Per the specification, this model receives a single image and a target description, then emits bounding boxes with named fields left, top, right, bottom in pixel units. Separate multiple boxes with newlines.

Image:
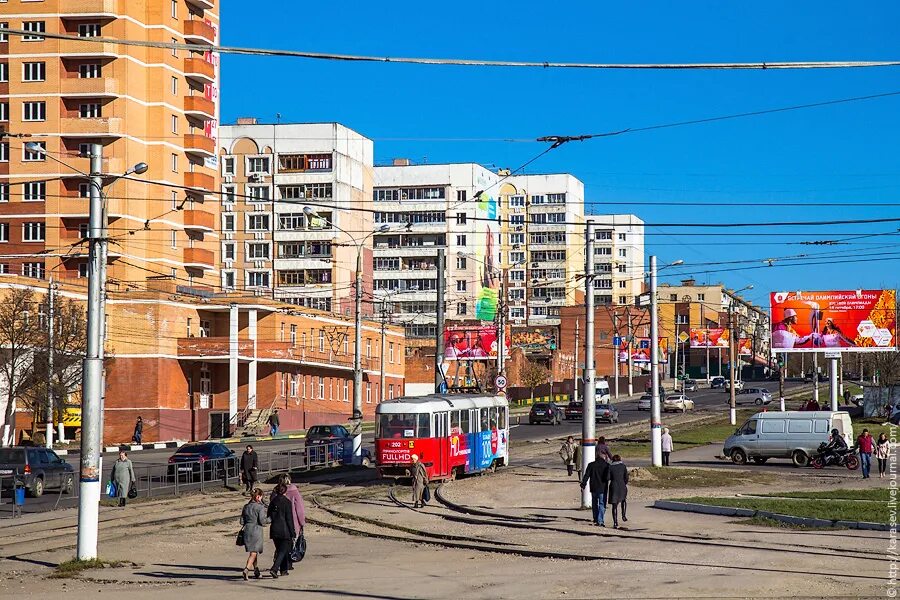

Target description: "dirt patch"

left=629, top=466, right=776, bottom=489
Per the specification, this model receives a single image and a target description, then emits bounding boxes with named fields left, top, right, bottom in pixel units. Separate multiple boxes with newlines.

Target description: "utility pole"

left=581, top=221, right=597, bottom=508
left=496, top=267, right=506, bottom=392
left=728, top=302, right=737, bottom=426
left=612, top=312, right=619, bottom=400
left=77, top=143, right=105, bottom=560
left=813, top=352, right=820, bottom=403
left=626, top=311, right=634, bottom=396
left=779, top=353, right=786, bottom=411
left=649, top=256, right=662, bottom=467
left=672, top=322, right=679, bottom=393
left=829, top=355, right=839, bottom=411
left=45, top=279, right=55, bottom=448
left=573, top=319, right=579, bottom=405
left=351, top=244, right=364, bottom=463
left=379, top=301, right=387, bottom=405
left=434, top=249, right=446, bottom=393
left=705, top=327, right=710, bottom=384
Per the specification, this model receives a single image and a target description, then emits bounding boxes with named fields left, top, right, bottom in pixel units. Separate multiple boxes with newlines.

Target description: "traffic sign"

left=613, top=336, right=622, bottom=347
left=495, top=375, right=508, bottom=390
left=639, top=339, right=650, bottom=349
left=824, top=351, right=841, bottom=359
left=678, top=331, right=690, bottom=344
left=636, top=293, right=651, bottom=307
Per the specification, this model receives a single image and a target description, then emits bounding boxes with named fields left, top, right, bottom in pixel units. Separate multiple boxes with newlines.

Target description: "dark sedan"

left=167, top=442, right=237, bottom=480
left=564, top=402, right=583, bottom=420
left=529, top=402, right=563, bottom=425
left=305, top=424, right=373, bottom=466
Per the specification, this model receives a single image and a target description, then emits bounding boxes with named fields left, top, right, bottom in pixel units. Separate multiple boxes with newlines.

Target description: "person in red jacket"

left=856, top=429, right=874, bottom=479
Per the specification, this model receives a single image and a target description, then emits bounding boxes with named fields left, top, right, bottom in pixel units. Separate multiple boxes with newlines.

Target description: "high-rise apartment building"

left=0, top=0, right=221, bottom=287
left=590, top=214, right=645, bottom=306
left=217, top=121, right=373, bottom=314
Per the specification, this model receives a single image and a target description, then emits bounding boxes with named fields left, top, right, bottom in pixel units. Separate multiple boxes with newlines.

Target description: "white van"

left=595, top=380, right=611, bottom=404
left=723, top=411, right=853, bottom=468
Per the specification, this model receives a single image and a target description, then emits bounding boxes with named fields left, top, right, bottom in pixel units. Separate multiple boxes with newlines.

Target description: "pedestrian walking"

left=240, top=488, right=269, bottom=580
left=596, top=436, right=613, bottom=462
left=267, top=409, right=280, bottom=436
left=661, top=427, right=674, bottom=466
left=875, top=432, right=891, bottom=478
left=843, top=389, right=851, bottom=405
left=240, top=445, right=259, bottom=494
left=132, top=416, right=143, bottom=445
left=856, top=428, right=874, bottom=479
left=574, top=441, right=583, bottom=477
left=607, top=454, right=629, bottom=529
left=411, top=453, right=428, bottom=507
left=270, top=473, right=306, bottom=572
left=110, top=450, right=136, bottom=508
left=558, top=436, right=577, bottom=476
left=267, top=483, right=296, bottom=578
left=580, top=455, right=610, bottom=527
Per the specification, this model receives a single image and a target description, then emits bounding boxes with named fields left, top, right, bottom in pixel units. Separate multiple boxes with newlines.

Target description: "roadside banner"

left=770, top=289, right=897, bottom=352
left=443, top=326, right=510, bottom=360
left=618, top=337, right=669, bottom=363
left=738, top=338, right=753, bottom=356
left=689, top=328, right=730, bottom=347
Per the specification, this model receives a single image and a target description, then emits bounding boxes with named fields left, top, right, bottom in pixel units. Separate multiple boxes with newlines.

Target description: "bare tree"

left=863, top=352, right=900, bottom=386
left=520, top=359, right=551, bottom=404
left=0, top=288, right=42, bottom=446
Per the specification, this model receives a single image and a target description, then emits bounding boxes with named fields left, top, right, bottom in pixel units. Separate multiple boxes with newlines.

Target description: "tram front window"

left=377, top=413, right=430, bottom=438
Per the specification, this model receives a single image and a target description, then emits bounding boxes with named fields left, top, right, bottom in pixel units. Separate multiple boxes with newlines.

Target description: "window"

left=171, top=114, right=178, bottom=133
left=289, top=375, right=298, bottom=397
left=510, top=307, right=525, bottom=319
left=23, top=182, right=45, bottom=201
left=222, top=185, right=236, bottom=204
left=23, top=222, right=45, bottom=242
left=78, top=23, right=100, bottom=37
left=318, top=376, right=325, bottom=399
left=510, top=270, right=525, bottom=282
left=698, top=293, right=705, bottom=301
left=222, top=157, right=235, bottom=176
left=456, top=303, right=467, bottom=316
left=0, top=142, right=7, bottom=162
left=365, top=382, right=371, bottom=404
left=389, top=342, right=395, bottom=363
left=247, top=214, right=270, bottom=231
left=23, top=101, right=45, bottom=121
left=343, top=380, right=349, bottom=402
left=0, top=223, right=7, bottom=241
left=170, top=230, right=177, bottom=249
left=23, top=62, right=46, bottom=82
left=222, top=242, right=235, bottom=261
left=456, top=256, right=467, bottom=269
left=618, top=264, right=626, bottom=273
left=0, top=63, right=7, bottom=82
left=223, top=271, right=235, bottom=289
left=618, top=233, right=626, bottom=241
left=509, top=288, right=524, bottom=301
left=78, top=223, right=88, bottom=238
left=23, top=142, right=45, bottom=161
left=247, top=156, right=270, bottom=174
left=223, top=214, right=235, bottom=231
left=79, top=64, right=101, bottom=78
left=457, top=190, right=467, bottom=203
left=456, top=280, right=467, bottom=292
left=22, top=21, right=45, bottom=41
left=23, top=262, right=44, bottom=279
left=79, top=103, right=101, bottom=118
left=0, top=102, right=6, bottom=121
left=247, top=271, right=270, bottom=288
left=389, top=384, right=395, bottom=400
left=247, top=243, right=269, bottom=259
left=619, top=296, right=628, bottom=304
left=510, top=251, right=525, bottom=264
left=455, top=212, right=467, bottom=225
left=289, top=324, right=297, bottom=346
left=509, top=195, right=525, bottom=208
left=171, top=0, right=178, bottom=18
left=0, top=23, right=7, bottom=43
left=456, top=234, right=466, bottom=246
left=618, top=281, right=627, bottom=289
left=78, top=263, right=88, bottom=278
left=171, top=153, right=178, bottom=172
left=171, top=76, right=178, bottom=95
left=0, top=183, right=7, bottom=202
left=618, top=249, right=627, bottom=258
left=510, top=233, right=525, bottom=245
left=318, top=329, right=325, bottom=351
left=247, top=186, right=270, bottom=202
left=78, top=183, right=90, bottom=198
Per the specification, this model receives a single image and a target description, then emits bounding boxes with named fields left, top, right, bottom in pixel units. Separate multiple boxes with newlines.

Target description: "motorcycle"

left=810, top=442, right=860, bottom=470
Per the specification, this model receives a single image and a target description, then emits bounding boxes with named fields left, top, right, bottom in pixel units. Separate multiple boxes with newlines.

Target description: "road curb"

left=52, top=441, right=184, bottom=455
left=652, top=499, right=889, bottom=531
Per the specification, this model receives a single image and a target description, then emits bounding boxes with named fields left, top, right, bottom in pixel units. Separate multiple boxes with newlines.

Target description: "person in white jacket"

left=661, top=427, right=674, bottom=466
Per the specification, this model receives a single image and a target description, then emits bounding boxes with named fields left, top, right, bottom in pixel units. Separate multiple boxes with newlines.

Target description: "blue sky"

left=220, top=1, right=900, bottom=306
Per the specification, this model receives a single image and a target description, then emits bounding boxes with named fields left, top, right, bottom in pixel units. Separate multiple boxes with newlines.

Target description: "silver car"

left=637, top=394, right=652, bottom=411
left=732, top=387, right=772, bottom=406
left=664, top=394, right=695, bottom=413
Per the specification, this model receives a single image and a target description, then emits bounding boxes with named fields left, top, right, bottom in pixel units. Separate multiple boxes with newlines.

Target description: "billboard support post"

left=435, top=249, right=445, bottom=393
left=581, top=221, right=596, bottom=509
left=813, top=353, right=820, bottom=403
left=829, top=357, right=839, bottom=411
left=627, top=313, right=634, bottom=396
left=705, top=328, right=710, bottom=383
left=649, top=256, right=662, bottom=467
left=779, top=352, right=786, bottom=412
left=728, top=304, right=737, bottom=426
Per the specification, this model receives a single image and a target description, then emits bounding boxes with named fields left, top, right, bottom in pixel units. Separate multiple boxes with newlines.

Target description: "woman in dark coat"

left=607, top=454, right=629, bottom=529
left=267, top=483, right=296, bottom=578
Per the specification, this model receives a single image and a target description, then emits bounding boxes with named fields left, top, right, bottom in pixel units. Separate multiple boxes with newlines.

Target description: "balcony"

left=61, top=117, right=123, bottom=137
left=183, top=209, right=216, bottom=233
left=184, top=95, right=215, bottom=119
left=184, top=133, right=215, bottom=158
left=60, top=77, right=118, bottom=97
left=65, top=0, right=117, bottom=14
left=185, top=171, right=215, bottom=192
left=183, top=19, right=216, bottom=44
left=60, top=40, right=117, bottom=58
left=183, top=247, right=215, bottom=270
left=184, top=57, right=215, bottom=83
left=185, top=0, right=215, bottom=10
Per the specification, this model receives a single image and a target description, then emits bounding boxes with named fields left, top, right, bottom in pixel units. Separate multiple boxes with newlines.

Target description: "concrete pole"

left=45, top=279, right=55, bottom=448
left=352, top=246, right=364, bottom=462
left=612, top=313, right=618, bottom=400
left=581, top=221, right=597, bottom=508
left=229, top=304, right=238, bottom=428
left=248, top=309, right=257, bottom=409
left=649, top=256, right=662, bottom=467
left=379, top=304, right=386, bottom=404
left=705, top=328, right=710, bottom=384
left=434, top=249, right=446, bottom=392
left=813, top=352, right=820, bottom=402
left=77, top=143, right=104, bottom=560
left=779, top=354, right=786, bottom=411
left=673, top=323, right=679, bottom=392
left=626, top=312, right=634, bottom=396
left=728, top=303, right=737, bottom=426
left=829, top=357, right=839, bottom=411
left=573, top=319, right=580, bottom=405
left=496, top=269, right=505, bottom=392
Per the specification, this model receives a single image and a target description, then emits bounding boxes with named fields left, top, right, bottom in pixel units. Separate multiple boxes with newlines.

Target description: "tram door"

left=434, top=412, right=448, bottom=477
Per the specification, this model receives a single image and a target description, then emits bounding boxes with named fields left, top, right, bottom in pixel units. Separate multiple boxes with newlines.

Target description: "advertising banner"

left=443, top=326, right=510, bottom=360
left=689, top=328, right=730, bottom=348
left=738, top=338, right=753, bottom=356
left=618, top=337, right=669, bottom=363
left=474, top=191, right=500, bottom=321
left=770, top=290, right=897, bottom=352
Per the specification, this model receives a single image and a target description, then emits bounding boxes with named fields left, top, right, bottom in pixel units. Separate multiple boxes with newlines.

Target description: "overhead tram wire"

left=1, top=27, right=898, bottom=71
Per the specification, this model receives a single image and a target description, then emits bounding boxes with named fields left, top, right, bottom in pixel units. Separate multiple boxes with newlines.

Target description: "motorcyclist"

left=821, top=428, right=848, bottom=466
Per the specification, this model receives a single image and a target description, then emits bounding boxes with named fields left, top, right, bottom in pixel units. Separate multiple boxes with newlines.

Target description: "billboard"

left=738, top=338, right=753, bottom=356
left=474, top=191, right=500, bottom=321
left=689, top=328, right=730, bottom=348
left=770, top=290, right=897, bottom=352
left=618, top=337, right=669, bottom=364
left=443, top=326, right=510, bottom=360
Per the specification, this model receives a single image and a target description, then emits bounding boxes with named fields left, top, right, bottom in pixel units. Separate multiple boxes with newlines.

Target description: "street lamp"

left=649, top=257, right=684, bottom=467
left=727, top=285, right=754, bottom=425
left=303, top=207, right=404, bottom=464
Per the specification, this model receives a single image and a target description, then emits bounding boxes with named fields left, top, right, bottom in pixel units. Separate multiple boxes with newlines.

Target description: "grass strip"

left=630, top=467, right=775, bottom=489
left=674, top=495, right=887, bottom=524
left=50, top=559, right=130, bottom=579
left=755, top=488, right=890, bottom=502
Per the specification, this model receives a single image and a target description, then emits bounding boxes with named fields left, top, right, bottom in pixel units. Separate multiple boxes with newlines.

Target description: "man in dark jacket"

left=580, top=454, right=610, bottom=526
left=268, top=409, right=280, bottom=435
left=267, top=483, right=296, bottom=578
left=240, top=444, right=259, bottom=494
left=132, top=416, right=143, bottom=445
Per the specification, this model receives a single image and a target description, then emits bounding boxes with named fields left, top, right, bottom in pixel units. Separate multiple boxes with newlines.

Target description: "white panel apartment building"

left=218, top=122, right=373, bottom=313
left=372, top=163, right=500, bottom=341
left=590, top=214, right=645, bottom=306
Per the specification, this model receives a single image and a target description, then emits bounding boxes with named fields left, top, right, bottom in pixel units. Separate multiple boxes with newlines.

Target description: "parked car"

left=564, top=402, right=583, bottom=421
left=710, top=376, right=726, bottom=389
left=724, top=410, right=853, bottom=467
left=529, top=402, right=563, bottom=425
left=731, top=387, right=772, bottom=406
left=850, top=394, right=864, bottom=407
left=663, top=394, right=695, bottom=413
left=167, top=442, right=237, bottom=480
left=305, top=424, right=373, bottom=466
left=595, top=403, right=619, bottom=423
left=725, top=379, right=744, bottom=391
left=637, top=394, right=652, bottom=411
left=0, top=446, right=74, bottom=497
left=682, top=378, right=698, bottom=392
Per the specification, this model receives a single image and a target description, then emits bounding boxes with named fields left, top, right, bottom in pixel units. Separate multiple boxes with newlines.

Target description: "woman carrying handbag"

left=239, top=488, right=269, bottom=580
